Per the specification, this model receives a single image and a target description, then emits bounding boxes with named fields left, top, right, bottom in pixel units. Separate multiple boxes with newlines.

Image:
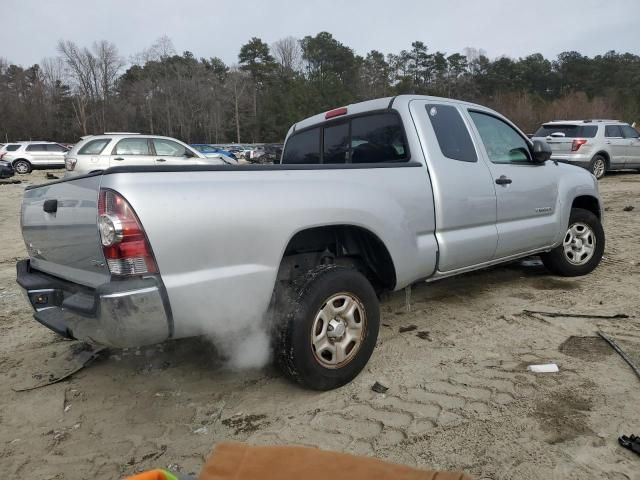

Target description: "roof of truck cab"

left=290, top=94, right=491, bottom=133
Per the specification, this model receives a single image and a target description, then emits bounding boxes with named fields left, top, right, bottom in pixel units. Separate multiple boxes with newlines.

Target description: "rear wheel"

left=13, top=159, right=32, bottom=174
left=276, top=265, right=380, bottom=390
left=541, top=208, right=605, bottom=277
left=589, top=155, right=607, bottom=179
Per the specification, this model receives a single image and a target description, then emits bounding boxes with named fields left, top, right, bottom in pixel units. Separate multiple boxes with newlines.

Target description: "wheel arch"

left=279, top=224, right=397, bottom=292
left=593, top=151, right=610, bottom=167
left=571, top=195, right=601, bottom=220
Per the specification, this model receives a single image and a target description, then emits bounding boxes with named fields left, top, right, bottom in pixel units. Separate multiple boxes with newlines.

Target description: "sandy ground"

left=1, top=168, right=639, bottom=480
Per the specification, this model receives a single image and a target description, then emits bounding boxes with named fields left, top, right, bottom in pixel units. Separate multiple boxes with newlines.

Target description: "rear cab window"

left=282, top=111, right=408, bottom=164
left=534, top=124, right=597, bottom=138
left=426, top=104, right=477, bottom=162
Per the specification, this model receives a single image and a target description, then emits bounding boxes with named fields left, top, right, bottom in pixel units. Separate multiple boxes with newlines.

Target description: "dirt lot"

left=1, top=169, right=639, bottom=479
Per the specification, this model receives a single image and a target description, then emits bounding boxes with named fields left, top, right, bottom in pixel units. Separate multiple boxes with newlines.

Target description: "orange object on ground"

left=126, top=469, right=181, bottom=480
left=199, top=442, right=473, bottom=480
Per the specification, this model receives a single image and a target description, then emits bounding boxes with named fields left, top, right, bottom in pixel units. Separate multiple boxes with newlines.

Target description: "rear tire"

left=589, top=155, right=607, bottom=179
left=541, top=208, right=605, bottom=277
left=13, top=159, right=32, bottom=174
left=276, top=264, right=380, bottom=390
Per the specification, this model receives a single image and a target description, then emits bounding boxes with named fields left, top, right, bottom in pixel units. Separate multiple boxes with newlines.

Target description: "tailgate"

left=543, top=137, right=574, bottom=154
left=21, top=174, right=110, bottom=287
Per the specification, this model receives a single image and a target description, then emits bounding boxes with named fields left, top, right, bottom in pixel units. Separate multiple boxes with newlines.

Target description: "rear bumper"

left=550, top=153, right=592, bottom=169
left=16, top=259, right=171, bottom=348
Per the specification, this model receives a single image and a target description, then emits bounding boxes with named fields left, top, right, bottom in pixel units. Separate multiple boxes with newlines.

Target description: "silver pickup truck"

left=16, top=95, right=604, bottom=390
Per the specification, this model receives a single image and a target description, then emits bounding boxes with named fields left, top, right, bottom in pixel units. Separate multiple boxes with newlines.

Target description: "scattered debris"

left=64, top=404, right=71, bottom=413
left=399, top=324, right=417, bottom=333
left=522, top=309, right=629, bottom=319
left=221, top=414, right=269, bottom=435
left=371, top=381, right=389, bottom=393
left=598, top=331, right=640, bottom=380
left=416, top=331, right=432, bottom=341
left=46, top=173, right=60, bottom=180
left=623, top=206, right=635, bottom=212
left=193, top=426, right=208, bottom=435
left=528, top=363, right=559, bottom=373
left=12, top=344, right=106, bottom=391
left=619, top=434, right=640, bottom=456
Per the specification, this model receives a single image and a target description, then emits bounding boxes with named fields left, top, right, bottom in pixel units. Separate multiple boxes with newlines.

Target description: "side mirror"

left=532, top=139, right=552, bottom=163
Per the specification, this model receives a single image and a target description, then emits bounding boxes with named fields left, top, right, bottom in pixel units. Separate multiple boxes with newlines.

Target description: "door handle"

left=113, top=157, right=125, bottom=161
left=605, top=141, right=611, bottom=144
left=495, top=175, right=512, bottom=185
left=156, top=158, right=166, bottom=162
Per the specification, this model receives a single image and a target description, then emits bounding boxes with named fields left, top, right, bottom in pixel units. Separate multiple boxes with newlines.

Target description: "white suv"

left=0, top=141, right=69, bottom=174
left=65, top=133, right=231, bottom=176
left=532, top=120, right=640, bottom=179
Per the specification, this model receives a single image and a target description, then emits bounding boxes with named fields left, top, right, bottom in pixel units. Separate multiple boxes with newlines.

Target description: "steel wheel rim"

left=563, top=222, right=596, bottom=265
left=310, top=292, right=366, bottom=369
left=593, top=159, right=605, bottom=178
left=14, top=162, right=28, bottom=174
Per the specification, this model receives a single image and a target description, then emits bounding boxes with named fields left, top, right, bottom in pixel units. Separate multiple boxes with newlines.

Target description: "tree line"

left=1, top=33, right=639, bottom=144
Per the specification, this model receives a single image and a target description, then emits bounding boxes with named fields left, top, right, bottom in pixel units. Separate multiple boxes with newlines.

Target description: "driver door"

left=466, top=110, right=560, bottom=259
left=151, top=138, right=198, bottom=165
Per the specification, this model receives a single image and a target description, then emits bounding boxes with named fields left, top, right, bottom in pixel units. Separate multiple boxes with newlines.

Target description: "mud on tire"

left=275, top=264, right=380, bottom=391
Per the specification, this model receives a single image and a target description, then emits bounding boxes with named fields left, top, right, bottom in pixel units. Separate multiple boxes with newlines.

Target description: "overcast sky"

left=2, top=0, right=638, bottom=68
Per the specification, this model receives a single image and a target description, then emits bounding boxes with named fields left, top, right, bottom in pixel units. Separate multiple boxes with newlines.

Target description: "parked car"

left=16, top=95, right=603, bottom=391
left=224, top=145, right=246, bottom=159
left=0, top=141, right=68, bottom=174
left=190, top=144, right=238, bottom=163
left=64, top=133, right=232, bottom=176
left=532, top=120, right=640, bottom=179
left=0, top=159, right=14, bottom=178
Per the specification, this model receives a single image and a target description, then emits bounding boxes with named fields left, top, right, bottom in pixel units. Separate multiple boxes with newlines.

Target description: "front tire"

left=276, top=265, right=380, bottom=390
left=589, top=155, right=607, bottom=179
left=541, top=208, right=605, bottom=277
left=13, top=159, right=32, bottom=174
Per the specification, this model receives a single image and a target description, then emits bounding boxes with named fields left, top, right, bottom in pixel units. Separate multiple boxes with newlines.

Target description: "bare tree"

left=57, top=40, right=122, bottom=133
left=227, top=68, right=249, bottom=143
left=272, top=36, right=302, bottom=72
left=132, top=35, right=176, bottom=64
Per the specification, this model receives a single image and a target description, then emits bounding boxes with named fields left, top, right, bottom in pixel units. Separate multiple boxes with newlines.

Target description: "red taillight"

left=325, top=107, right=347, bottom=119
left=572, top=139, right=587, bottom=151
left=0, top=153, right=5, bottom=160
left=98, top=189, right=157, bottom=276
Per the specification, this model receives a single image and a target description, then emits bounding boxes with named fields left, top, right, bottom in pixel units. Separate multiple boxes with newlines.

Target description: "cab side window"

left=152, top=139, right=190, bottom=157
left=605, top=125, right=622, bottom=138
left=26, top=144, right=48, bottom=152
left=113, top=138, right=151, bottom=155
left=621, top=125, right=640, bottom=138
left=469, top=111, right=530, bottom=164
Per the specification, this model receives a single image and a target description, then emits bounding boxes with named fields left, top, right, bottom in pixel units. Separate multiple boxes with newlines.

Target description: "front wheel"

left=541, top=208, right=605, bottom=277
left=276, top=265, right=380, bottom=390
